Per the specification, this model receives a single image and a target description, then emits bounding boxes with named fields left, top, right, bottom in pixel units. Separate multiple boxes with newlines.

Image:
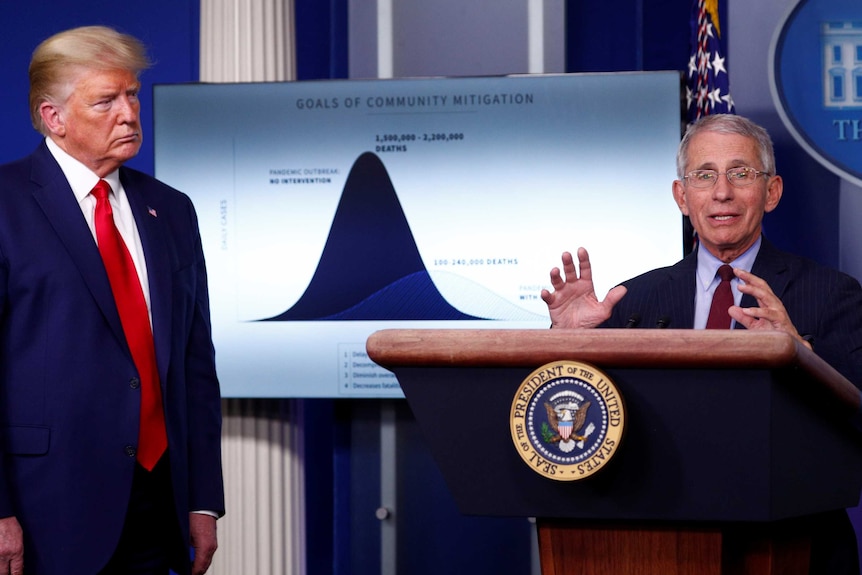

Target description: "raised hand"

left=728, top=268, right=811, bottom=349
left=541, top=247, right=627, bottom=329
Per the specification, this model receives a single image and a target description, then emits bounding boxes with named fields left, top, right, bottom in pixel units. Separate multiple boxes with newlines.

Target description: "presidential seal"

left=509, top=360, right=625, bottom=481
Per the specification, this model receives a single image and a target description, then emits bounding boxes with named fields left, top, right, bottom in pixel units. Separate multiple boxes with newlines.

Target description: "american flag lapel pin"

left=148, top=206, right=158, bottom=218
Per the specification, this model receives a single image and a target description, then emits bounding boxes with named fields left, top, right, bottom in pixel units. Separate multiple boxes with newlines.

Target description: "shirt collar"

left=45, top=137, right=121, bottom=202
left=696, top=235, right=762, bottom=291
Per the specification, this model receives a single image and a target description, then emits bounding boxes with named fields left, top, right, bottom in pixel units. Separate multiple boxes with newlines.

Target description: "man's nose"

left=712, top=174, right=735, bottom=199
left=116, top=95, right=139, bottom=122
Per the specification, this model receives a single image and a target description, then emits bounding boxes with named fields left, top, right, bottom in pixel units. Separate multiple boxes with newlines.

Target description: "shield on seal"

left=557, top=410, right=574, bottom=440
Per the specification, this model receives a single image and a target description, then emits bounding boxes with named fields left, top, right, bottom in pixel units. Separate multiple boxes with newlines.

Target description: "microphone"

left=624, top=313, right=641, bottom=328
left=655, top=316, right=671, bottom=329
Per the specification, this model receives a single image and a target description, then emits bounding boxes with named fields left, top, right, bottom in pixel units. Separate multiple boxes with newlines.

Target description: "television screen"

left=154, top=72, right=684, bottom=397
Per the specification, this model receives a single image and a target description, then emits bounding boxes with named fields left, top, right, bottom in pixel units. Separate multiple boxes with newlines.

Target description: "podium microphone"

left=624, top=313, right=641, bottom=328
left=656, top=316, right=671, bottom=329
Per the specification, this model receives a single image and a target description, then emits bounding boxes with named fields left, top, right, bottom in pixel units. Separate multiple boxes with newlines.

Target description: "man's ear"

left=764, top=175, right=783, bottom=213
left=672, top=179, right=689, bottom=216
left=39, top=102, right=65, bottom=137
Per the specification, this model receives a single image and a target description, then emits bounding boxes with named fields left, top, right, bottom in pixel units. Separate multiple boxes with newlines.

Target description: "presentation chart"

left=154, top=72, right=684, bottom=397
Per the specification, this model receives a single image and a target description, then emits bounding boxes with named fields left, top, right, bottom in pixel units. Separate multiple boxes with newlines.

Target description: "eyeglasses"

left=683, top=167, right=771, bottom=189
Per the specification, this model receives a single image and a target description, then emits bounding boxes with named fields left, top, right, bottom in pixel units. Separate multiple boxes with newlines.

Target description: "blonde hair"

left=29, top=26, right=151, bottom=134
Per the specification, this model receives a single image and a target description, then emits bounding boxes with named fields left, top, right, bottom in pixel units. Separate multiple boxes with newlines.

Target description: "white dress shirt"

left=45, top=138, right=152, bottom=317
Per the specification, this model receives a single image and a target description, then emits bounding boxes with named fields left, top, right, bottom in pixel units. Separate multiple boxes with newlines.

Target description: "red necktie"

left=92, top=180, right=167, bottom=471
left=705, top=264, right=735, bottom=330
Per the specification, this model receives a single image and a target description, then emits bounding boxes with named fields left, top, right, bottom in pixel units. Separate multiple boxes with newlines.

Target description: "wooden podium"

left=366, top=329, right=862, bottom=575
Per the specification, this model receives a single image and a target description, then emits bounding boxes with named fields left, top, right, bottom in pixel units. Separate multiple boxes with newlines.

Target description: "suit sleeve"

left=182, top=204, right=225, bottom=516
left=803, top=270, right=862, bottom=392
left=0, top=241, right=14, bottom=518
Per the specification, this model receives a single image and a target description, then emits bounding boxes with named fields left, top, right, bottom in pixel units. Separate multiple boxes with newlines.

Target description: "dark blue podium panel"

left=395, top=365, right=862, bottom=523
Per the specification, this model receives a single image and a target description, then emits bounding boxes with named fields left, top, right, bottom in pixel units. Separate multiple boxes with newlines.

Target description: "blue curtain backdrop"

left=566, top=0, right=691, bottom=71
left=0, top=1, right=200, bottom=173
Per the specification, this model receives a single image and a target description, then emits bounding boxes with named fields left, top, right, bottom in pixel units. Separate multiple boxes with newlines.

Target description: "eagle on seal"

left=544, top=401, right=591, bottom=443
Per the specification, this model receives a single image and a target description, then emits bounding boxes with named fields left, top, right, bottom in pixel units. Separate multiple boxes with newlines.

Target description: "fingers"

left=543, top=250, right=581, bottom=300
left=733, top=268, right=771, bottom=298
left=549, top=250, right=586, bottom=285
left=192, top=552, right=215, bottom=575
left=733, top=268, right=786, bottom=317
left=548, top=266, right=564, bottom=290
left=728, top=305, right=756, bottom=328
left=560, top=251, right=578, bottom=282
left=731, top=269, right=803, bottom=338
left=575, top=247, right=592, bottom=282
left=604, top=285, right=628, bottom=308
left=0, top=517, right=24, bottom=575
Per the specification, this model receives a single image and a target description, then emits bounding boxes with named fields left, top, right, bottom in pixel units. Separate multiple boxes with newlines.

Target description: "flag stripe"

left=687, top=0, right=735, bottom=121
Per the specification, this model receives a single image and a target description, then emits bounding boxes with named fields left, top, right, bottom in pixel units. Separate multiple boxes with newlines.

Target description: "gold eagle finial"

left=705, top=0, right=721, bottom=37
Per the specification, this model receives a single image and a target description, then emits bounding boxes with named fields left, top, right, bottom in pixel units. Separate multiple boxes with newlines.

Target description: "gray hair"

left=676, top=114, right=776, bottom=179
left=29, top=26, right=151, bottom=134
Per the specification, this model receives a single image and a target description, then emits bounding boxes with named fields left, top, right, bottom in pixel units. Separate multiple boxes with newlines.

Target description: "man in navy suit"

left=542, top=113, right=862, bottom=573
left=0, top=26, right=224, bottom=575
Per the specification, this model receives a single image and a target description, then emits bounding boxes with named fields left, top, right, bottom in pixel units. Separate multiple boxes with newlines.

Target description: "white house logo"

left=821, top=21, right=862, bottom=109
left=769, top=0, right=862, bottom=187
left=509, top=361, right=625, bottom=481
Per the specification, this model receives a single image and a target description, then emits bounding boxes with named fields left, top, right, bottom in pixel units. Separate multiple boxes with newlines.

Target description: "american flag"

left=687, top=0, right=735, bottom=121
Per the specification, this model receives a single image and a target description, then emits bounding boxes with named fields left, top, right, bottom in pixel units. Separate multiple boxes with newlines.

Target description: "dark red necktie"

left=92, top=180, right=167, bottom=470
left=706, top=264, right=735, bottom=330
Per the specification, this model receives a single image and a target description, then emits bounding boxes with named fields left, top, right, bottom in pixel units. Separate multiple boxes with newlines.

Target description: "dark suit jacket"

left=603, top=236, right=862, bottom=389
left=0, top=142, right=224, bottom=575
left=602, top=237, right=862, bottom=573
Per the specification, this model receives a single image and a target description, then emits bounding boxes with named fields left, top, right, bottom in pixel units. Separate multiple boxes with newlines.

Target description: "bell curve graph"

left=261, top=152, right=485, bottom=322
left=153, top=73, right=684, bottom=397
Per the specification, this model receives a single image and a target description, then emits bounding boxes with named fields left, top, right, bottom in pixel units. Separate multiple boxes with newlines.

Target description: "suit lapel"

left=660, top=250, right=697, bottom=329
left=746, top=237, right=791, bottom=308
left=669, top=239, right=792, bottom=329
left=28, top=144, right=130, bottom=350
left=121, top=169, right=172, bottom=385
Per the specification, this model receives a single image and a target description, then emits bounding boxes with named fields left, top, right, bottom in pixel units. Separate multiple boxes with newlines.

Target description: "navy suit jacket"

left=603, top=237, right=862, bottom=389
left=0, top=142, right=224, bottom=575
left=602, top=237, right=862, bottom=573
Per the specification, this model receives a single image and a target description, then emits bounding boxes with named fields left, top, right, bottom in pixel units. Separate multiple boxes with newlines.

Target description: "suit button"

left=129, top=377, right=140, bottom=389
left=125, top=445, right=137, bottom=458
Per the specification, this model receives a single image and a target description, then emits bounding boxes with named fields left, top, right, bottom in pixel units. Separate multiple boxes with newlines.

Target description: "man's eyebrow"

left=691, top=162, right=718, bottom=170
left=693, top=158, right=753, bottom=170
